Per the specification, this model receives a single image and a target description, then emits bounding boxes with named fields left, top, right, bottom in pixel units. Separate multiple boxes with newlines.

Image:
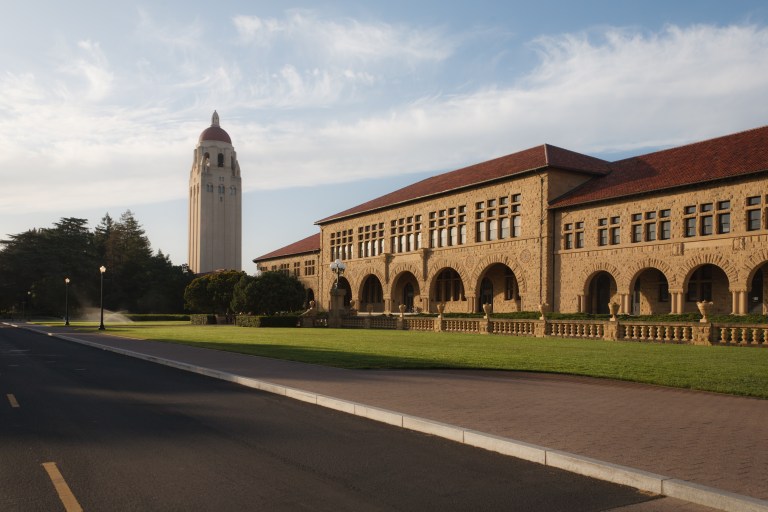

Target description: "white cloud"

left=233, top=10, right=455, bottom=63
left=2, top=20, right=768, bottom=221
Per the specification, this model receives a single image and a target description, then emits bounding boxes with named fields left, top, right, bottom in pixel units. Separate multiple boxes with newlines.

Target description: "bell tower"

left=188, top=111, right=242, bottom=273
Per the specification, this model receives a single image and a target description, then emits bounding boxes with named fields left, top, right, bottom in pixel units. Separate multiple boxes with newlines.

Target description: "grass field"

left=51, top=321, right=768, bottom=399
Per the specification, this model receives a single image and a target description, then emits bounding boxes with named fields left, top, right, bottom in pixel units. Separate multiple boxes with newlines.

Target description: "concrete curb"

left=12, top=324, right=768, bottom=512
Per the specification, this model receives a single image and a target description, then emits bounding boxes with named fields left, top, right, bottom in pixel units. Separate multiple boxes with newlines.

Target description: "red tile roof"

left=253, top=233, right=320, bottom=262
left=316, top=144, right=611, bottom=224
left=551, top=125, right=768, bottom=208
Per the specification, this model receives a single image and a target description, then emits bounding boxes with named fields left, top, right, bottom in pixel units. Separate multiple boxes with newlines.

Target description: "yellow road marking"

left=42, top=462, right=83, bottom=512
left=6, top=393, right=19, bottom=408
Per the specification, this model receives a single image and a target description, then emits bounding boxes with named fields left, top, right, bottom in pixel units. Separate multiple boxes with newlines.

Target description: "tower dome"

left=198, top=110, right=232, bottom=144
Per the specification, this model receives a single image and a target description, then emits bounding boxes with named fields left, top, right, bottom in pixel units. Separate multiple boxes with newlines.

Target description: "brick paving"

left=30, top=327, right=767, bottom=507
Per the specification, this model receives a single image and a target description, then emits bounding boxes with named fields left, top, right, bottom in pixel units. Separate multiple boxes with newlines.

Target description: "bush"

left=127, top=314, right=190, bottom=322
left=235, top=314, right=300, bottom=327
left=191, top=314, right=217, bottom=325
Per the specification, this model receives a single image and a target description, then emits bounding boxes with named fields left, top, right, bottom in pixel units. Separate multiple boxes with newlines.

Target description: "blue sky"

left=1, top=1, right=768, bottom=270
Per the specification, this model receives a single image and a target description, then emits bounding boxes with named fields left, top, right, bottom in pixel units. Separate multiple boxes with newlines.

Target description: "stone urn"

left=538, top=302, right=549, bottom=321
left=436, top=303, right=446, bottom=317
left=482, top=303, right=492, bottom=320
left=697, top=301, right=713, bottom=323
left=398, top=303, right=406, bottom=318
left=608, top=302, right=620, bottom=322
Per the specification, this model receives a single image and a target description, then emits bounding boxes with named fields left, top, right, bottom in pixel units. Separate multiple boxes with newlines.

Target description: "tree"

left=0, top=213, right=192, bottom=316
left=231, top=271, right=305, bottom=315
left=184, top=270, right=245, bottom=314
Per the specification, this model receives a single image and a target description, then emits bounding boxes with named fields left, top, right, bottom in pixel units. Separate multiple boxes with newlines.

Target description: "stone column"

left=577, top=294, right=586, bottom=313
left=465, top=294, right=476, bottom=313
left=620, top=293, right=631, bottom=315
left=384, top=297, right=393, bottom=315
left=328, top=288, right=346, bottom=328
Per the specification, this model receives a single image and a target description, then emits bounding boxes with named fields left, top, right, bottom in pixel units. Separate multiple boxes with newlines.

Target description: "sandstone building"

left=254, top=126, right=768, bottom=317
left=188, top=112, right=242, bottom=273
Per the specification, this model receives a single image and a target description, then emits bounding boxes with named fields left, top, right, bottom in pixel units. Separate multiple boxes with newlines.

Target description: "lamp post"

left=26, top=290, right=31, bottom=320
left=64, top=278, right=70, bottom=326
left=98, top=266, right=106, bottom=331
left=329, top=258, right=346, bottom=289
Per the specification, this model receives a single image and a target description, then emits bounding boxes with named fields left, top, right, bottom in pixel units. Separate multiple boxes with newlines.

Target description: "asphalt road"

left=0, top=325, right=659, bottom=511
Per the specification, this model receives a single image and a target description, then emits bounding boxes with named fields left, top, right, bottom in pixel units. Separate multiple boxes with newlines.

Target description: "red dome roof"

left=198, top=111, right=232, bottom=144
left=199, top=126, right=231, bottom=144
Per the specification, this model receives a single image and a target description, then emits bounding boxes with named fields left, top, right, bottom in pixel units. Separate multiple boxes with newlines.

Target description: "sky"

left=1, top=1, right=768, bottom=272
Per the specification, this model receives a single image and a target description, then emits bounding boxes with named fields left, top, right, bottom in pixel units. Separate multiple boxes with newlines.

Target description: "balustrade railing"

left=548, top=320, right=604, bottom=339
left=323, top=313, right=767, bottom=347
left=371, top=317, right=398, bottom=330
left=619, top=322, right=693, bottom=344
left=403, top=317, right=435, bottom=331
left=713, top=323, right=768, bottom=346
left=490, top=319, right=535, bottom=336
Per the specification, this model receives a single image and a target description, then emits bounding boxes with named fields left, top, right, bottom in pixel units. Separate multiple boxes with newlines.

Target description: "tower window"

left=217, top=153, right=225, bottom=167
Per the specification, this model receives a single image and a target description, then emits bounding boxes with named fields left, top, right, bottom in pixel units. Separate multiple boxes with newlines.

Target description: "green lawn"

left=54, top=322, right=768, bottom=399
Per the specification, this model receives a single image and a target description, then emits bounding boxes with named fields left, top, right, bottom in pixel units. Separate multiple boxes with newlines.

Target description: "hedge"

left=235, top=315, right=300, bottom=327
left=127, top=314, right=191, bottom=322
left=191, top=314, right=217, bottom=325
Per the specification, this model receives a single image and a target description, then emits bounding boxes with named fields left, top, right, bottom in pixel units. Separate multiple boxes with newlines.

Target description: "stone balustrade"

left=322, top=314, right=767, bottom=347
left=618, top=322, right=694, bottom=344
left=713, top=323, right=768, bottom=345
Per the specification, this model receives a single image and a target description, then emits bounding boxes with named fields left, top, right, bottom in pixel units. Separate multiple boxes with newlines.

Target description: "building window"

left=575, top=222, right=584, bottom=248
left=504, top=268, right=518, bottom=300
left=429, top=207, right=464, bottom=248
left=217, top=153, right=225, bottom=167
left=293, top=262, right=301, bottom=277
left=434, top=269, right=464, bottom=302
left=598, top=218, right=608, bottom=246
left=359, top=222, right=386, bottom=257
left=279, top=263, right=290, bottom=276
left=304, top=259, right=316, bottom=276
left=474, top=194, right=521, bottom=243
left=562, top=221, right=582, bottom=250
left=330, top=229, right=354, bottom=261
left=747, top=196, right=763, bottom=231
left=390, top=216, right=421, bottom=253
left=686, top=266, right=713, bottom=302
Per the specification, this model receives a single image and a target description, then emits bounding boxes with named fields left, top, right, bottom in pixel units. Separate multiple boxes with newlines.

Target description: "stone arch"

left=358, top=274, right=385, bottom=313
left=623, top=258, right=677, bottom=292
left=467, top=253, right=528, bottom=296
left=427, top=257, right=470, bottom=287
left=427, top=261, right=469, bottom=313
left=389, top=262, right=422, bottom=286
left=681, top=254, right=738, bottom=291
left=390, top=268, right=422, bottom=313
left=350, top=265, right=386, bottom=292
left=578, top=262, right=622, bottom=297
left=744, top=249, right=768, bottom=287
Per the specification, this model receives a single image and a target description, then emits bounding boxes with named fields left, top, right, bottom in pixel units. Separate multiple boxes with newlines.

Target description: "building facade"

left=188, top=111, right=242, bottom=273
left=254, top=126, right=768, bottom=317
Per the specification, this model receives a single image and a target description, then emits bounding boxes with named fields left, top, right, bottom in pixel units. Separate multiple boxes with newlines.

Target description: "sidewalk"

left=15, top=324, right=768, bottom=512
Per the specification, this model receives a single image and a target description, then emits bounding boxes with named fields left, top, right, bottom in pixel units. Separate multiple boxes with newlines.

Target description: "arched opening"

left=630, top=268, right=670, bottom=315
left=305, top=288, right=315, bottom=308
left=360, top=275, right=384, bottom=313
left=475, top=263, right=520, bottom=313
left=392, top=271, right=420, bottom=313
left=217, top=153, right=225, bottom=167
left=587, top=271, right=617, bottom=314
left=749, top=265, right=767, bottom=314
left=432, top=268, right=465, bottom=312
left=336, top=277, right=352, bottom=308
left=684, top=264, right=729, bottom=314
left=403, top=283, right=415, bottom=312
left=479, top=278, right=493, bottom=312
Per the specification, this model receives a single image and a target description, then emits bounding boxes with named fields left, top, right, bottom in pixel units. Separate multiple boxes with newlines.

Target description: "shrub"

left=127, top=314, right=190, bottom=322
left=235, top=314, right=300, bottom=327
left=191, top=314, right=217, bottom=325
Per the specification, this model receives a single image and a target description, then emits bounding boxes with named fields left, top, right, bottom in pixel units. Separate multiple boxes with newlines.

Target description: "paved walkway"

left=15, top=324, right=768, bottom=511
